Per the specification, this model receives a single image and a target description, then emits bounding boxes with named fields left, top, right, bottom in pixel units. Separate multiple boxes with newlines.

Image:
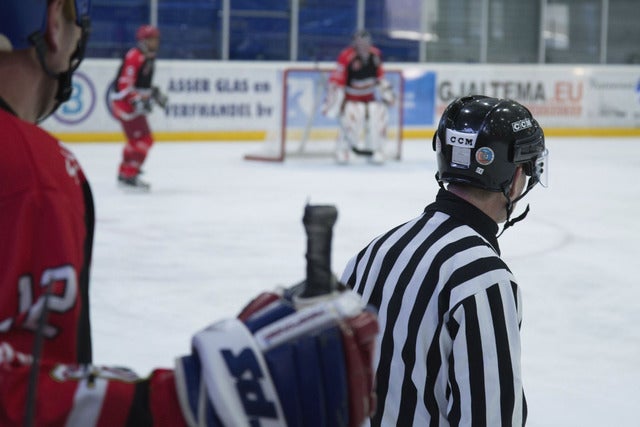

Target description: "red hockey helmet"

left=136, top=25, right=160, bottom=41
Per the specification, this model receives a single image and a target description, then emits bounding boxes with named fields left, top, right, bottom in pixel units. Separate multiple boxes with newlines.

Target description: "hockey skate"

left=118, top=174, right=150, bottom=191
left=369, top=150, right=385, bottom=165
left=335, top=148, right=349, bottom=165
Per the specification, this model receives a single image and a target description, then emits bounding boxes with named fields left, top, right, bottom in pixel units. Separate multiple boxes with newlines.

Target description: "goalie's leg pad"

left=341, top=311, right=379, bottom=425
left=237, top=292, right=282, bottom=322
left=240, top=298, right=296, bottom=333
left=296, top=333, right=328, bottom=426
left=340, top=101, right=366, bottom=149
left=174, top=354, right=225, bottom=427
left=189, top=319, right=287, bottom=426
left=366, top=102, right=389, bottom=152
left=263, top=344, right=301, bottom=426
left=261, top=327, right=349, bottom=426
left=175, top=355, right=201, bottom=425
left=263, top=326, right=350, bottom=427
left=317, top=327, right=349, bottom=426
left=175, top=292, right=374, bottom=427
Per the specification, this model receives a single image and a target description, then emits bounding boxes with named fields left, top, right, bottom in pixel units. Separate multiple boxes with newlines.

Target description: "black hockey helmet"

left=433, top=95, right=547, bottom=193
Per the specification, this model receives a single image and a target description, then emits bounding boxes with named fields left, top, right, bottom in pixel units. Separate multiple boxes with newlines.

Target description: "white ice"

left=68, top=137, right=639, bottom=427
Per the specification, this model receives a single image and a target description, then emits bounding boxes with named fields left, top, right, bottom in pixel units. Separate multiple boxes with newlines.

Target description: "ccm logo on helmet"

left=511, top=118, right=532, bottom=132
left=445, top=129, right=478, bottom=148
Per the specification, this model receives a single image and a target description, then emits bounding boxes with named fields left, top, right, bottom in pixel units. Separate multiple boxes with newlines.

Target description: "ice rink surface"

left=69, top=137, right=639, bottom=426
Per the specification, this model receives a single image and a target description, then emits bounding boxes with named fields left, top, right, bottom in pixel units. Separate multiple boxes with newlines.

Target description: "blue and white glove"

left=174, top=290, right=378, bottom=427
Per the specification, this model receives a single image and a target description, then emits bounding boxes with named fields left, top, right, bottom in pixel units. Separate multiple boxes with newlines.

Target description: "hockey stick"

left=300, top=204, right=340, bottom=298
left=24, top=284, right=53, bottom=427
left=349, top=145, right=375, bottom=156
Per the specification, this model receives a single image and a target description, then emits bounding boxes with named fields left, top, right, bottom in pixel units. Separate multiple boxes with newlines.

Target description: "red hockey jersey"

left=110, top=46, right=155, bottom=119
left=0, top=104, right=184, bottom=426
left=329, top=45, right=385, bottom=102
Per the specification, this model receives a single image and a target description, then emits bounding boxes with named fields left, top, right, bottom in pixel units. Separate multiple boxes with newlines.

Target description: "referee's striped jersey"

left=341, top=189, right=527, bottom=426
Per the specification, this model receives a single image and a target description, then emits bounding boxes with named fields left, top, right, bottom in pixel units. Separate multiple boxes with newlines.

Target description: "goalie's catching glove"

left=174, top=290, right=378, bottom=427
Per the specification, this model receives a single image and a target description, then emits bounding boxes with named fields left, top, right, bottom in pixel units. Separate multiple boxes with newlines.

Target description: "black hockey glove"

left=152, top=86, right=169, bottom=108
left=133, top=98, right=153, bottom=114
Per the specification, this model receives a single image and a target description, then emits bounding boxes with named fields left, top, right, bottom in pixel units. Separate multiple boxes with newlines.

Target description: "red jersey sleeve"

left=116, top=47, right=146, bottom=104
left=0, top=347, right=185, bottom=426
left=329, top=47, right=353, bottom=87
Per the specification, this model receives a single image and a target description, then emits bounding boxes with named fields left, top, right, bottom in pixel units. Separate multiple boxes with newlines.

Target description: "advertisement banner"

left=429, top=65, right=585, bottom=128
left=42, top=60, right=640, bottom=141
left=44, top=60, right=283, bottom=138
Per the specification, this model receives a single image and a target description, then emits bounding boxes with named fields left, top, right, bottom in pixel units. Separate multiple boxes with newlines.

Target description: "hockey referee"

left=341, top=95, right=548, bottom=426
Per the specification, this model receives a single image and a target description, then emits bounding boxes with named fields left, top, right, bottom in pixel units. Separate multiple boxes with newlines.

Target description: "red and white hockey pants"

left=118, top=115, right=154, bottom=179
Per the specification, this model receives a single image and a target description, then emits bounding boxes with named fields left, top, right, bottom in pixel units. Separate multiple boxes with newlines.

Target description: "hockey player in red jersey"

left=109, top=24, right=167, bottom=190
left=322, top=29, right=395, bottom=164
left=0, top=1, right=378, bottom=426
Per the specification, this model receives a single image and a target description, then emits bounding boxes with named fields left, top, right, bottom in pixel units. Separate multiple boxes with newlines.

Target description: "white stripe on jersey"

left=64, top=374, right=108, bottom=427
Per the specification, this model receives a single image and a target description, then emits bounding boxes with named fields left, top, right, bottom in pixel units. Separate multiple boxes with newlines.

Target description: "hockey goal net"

left=244, top=67, right=404, bottom=162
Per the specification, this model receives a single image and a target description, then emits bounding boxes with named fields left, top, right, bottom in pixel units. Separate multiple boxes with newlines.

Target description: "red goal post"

left=244, top=67, right=405, bottom=162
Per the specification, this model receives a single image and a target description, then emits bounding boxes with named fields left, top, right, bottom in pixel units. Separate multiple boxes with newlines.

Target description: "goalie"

left=322, top=29, right=395, bottom=164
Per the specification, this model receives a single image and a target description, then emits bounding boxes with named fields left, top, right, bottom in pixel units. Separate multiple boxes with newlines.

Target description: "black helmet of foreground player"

left=433, top=95, right=548, bottom=233
left=1, top=0, right=91, bottom=121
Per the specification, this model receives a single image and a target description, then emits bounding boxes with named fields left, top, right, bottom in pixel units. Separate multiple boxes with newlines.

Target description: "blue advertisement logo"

left=53, top=71, right=96, bottom=125
left=403, top=71, right=436, bottom=126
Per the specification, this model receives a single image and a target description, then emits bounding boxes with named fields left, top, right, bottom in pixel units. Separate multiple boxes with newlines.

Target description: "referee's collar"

left=426, top=189, right=500, bottom=254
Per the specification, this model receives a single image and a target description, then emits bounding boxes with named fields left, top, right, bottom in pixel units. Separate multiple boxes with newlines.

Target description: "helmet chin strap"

left=498, top=201, right=529, bottom=238
left=28, top=32, right=75, bottom=122
left=497, top=177, right=538, bottom=237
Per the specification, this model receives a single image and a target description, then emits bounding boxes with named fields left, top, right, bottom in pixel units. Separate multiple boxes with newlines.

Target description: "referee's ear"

left=508, top=166, right=526, bottom=200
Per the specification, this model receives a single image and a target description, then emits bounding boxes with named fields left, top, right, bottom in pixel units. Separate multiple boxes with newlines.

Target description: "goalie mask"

left=352, top=29, right=372, bottom=58
left=433, top=95, right=548, bottom=232
left=0, top=0, right=92, bottom=121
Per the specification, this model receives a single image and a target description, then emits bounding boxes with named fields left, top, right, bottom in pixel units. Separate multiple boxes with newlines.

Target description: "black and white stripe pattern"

left=341, top=190, right=527, bottom=426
